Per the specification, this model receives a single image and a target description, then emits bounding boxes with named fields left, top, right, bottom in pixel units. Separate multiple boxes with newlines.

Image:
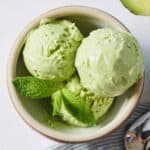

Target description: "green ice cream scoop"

left=23, top=19, right=83, bottom=81
left=65, top=76, right=114, bottom=122
left=75, top=28, right=144, bottom=97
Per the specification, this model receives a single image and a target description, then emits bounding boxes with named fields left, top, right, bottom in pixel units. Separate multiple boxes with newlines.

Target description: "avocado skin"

left=121, top=0, right=150, bottom=16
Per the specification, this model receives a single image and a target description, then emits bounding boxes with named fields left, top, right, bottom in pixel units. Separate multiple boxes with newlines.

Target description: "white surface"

left=0, top=0, right=150, bottom=150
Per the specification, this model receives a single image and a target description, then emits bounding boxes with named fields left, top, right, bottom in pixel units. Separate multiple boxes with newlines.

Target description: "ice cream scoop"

left=125, top=112, right=150, bottom=150
left=65, top=75, right=114, bottom=122
left=23, top=19, right=83, bottom=81
left=75, top=28, right=144, bottom=97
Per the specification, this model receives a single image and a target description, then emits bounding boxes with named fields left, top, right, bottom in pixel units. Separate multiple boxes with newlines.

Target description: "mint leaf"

left=52, top=89, right=95, bottom=127
left=60, top=88, right=95, bottom=127
left=13, top=76, right=63, bottom=99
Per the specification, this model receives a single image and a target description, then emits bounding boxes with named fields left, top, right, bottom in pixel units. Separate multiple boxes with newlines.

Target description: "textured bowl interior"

left=7, top=6, right=144, bottom=142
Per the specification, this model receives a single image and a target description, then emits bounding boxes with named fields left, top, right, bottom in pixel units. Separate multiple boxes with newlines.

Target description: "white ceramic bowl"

left=7, top=6, right=144, bottom=143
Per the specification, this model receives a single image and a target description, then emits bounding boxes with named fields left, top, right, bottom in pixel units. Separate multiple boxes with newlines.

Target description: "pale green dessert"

left=52, top=88, right=95, bottom=127
left=23, top=19, right=83, bottom=81
left=52, top=75, right=114, bottom=126
left=66, top=76, right=114, bottom=121
left=121, top=0, right=150, bottom=16
left=75, top=28, right=144, bottom=97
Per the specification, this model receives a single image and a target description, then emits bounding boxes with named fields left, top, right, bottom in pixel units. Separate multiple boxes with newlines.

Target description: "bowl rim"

left=7, top=5, right=144, bottom=143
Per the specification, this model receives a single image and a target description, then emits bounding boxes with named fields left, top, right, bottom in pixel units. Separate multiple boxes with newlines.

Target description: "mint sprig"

left=13, top=76, right=63, bottom=99
left=52, top=88, right=96, bottom=127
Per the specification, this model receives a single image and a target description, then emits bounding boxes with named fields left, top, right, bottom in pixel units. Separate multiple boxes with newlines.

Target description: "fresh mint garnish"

left=13, top=76, right=63, bottom=99
left=52, top=88, right=96, bottom=127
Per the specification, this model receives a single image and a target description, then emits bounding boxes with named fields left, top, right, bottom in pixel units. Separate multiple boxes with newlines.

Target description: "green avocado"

left=121, top=0, right=150, bottom=15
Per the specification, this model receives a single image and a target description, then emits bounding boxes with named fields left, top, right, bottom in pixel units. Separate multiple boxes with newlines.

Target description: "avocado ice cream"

left=23, top=19, right=83, bottom=81
left=75, top=28, right=144, bottom=97
left=14, top=18, right=144, bottom=128
left=52, top=75, right=114, bottom=123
